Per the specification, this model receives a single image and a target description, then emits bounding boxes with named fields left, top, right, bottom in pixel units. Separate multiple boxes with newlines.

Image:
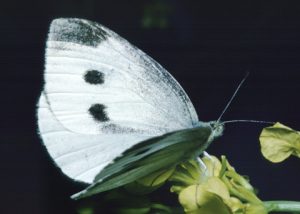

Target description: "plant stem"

left=264, top=201, right=300, bottom=213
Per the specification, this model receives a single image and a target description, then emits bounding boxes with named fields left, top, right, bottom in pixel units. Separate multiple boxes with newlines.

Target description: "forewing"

left=43, top=18, right=198, bottom=136
left=38, top=18, right=199, bottom=184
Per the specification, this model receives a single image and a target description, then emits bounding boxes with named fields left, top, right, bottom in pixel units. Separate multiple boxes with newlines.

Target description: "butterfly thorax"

left=196, top=120, right=224, bottom=147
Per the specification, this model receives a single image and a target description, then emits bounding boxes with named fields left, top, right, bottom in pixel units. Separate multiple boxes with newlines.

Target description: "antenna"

left=217, top=72, right=249, bottom=122
left=221, top=120, right=274, bottom=125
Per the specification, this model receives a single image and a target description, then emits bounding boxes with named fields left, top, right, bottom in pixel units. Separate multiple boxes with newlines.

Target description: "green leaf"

left=116, top=207, right=150, bottom=214
left=77, top=206, right=94, bottom=214
left=103, top=190, right=152, bottom=214
left=72, top=125, right=214, bottom=199
left=259, top=122, right=300, bottom=162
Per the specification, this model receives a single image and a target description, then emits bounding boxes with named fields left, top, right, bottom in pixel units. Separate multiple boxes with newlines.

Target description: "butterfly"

left=37, top=18, right=224, bottom=199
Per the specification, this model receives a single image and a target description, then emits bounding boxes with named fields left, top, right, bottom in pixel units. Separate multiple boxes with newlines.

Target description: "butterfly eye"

left=84, top=70, right=104, bottom=84
left=88, top=103, right=109, bottom=122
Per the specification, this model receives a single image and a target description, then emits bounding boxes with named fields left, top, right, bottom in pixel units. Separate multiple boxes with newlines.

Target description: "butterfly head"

left=208, top=121, right=224, bottom=139
left=196, top=121, right=224, bottom=140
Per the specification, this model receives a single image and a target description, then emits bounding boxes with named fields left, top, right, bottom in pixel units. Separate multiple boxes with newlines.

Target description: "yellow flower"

left=244, top=203, right=268, bottom=214
left=170, top=155, right=268, bottom=214
left=260, top=122, right=300, bottom=162
left=179, top=184, right=232, bottom=214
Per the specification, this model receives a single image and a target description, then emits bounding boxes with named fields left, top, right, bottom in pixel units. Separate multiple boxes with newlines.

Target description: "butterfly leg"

left=203, top=151, right=216, bottom=176
left=203, top=151, right=212, bottom=160
left=195, top=151, right=216, bottom=177
left=195, top=156, right=207, bottom=172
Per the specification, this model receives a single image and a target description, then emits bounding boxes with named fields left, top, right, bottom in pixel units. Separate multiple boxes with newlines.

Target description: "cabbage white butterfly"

left=37, top=18, right=225, bottom=199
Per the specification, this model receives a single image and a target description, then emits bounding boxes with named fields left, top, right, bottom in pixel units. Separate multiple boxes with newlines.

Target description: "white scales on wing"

left=38, top=18, right=199, bottom=183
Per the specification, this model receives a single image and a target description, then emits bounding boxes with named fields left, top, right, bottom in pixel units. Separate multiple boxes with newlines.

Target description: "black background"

left=1, top=0, right=300, bottom=213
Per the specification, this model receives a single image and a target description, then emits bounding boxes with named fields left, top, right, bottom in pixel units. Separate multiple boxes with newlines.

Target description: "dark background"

left=1, top=0, right=300, bottom=213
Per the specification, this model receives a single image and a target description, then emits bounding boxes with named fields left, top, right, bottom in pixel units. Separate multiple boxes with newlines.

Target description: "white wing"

left=38, top=18, right=199, bottom=183
left=38, top=93, right=150, bottom=183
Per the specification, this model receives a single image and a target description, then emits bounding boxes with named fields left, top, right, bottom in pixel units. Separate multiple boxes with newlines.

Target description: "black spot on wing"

left=102, top=124, right=138, bottom=134
left=49, top=18, right=108, bottom=47
left=84, top=70, right=104, bottom=84
left=89, top=104, right=109, bottom=122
